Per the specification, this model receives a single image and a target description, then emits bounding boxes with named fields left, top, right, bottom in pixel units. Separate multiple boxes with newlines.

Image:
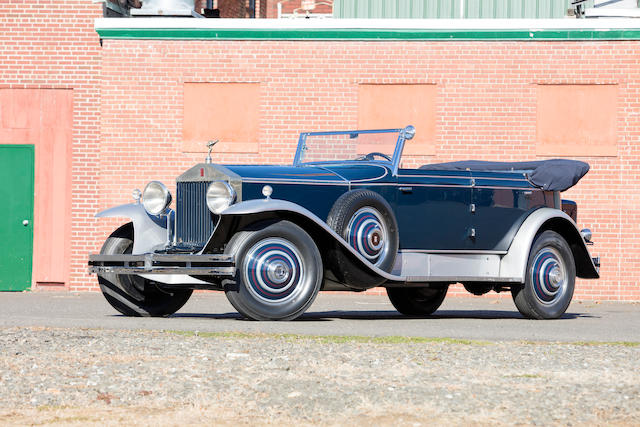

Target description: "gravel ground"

left=0, top=327, right=638, bottom=426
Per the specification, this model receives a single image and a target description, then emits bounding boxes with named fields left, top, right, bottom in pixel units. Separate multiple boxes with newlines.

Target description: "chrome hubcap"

left=243, top=238, right=304, bottom=304
left=367, top=228, right=383, bottom=251
left=266, top=260, right=291, bottom=284
left=548, top=266, right=562, bottom=287
left=531, top=247, right=567, bottom=305
left=345, top=207, right=389, bottom=266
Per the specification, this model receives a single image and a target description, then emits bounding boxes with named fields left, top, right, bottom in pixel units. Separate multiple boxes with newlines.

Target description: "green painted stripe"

left=95, top=27, right=640, bottom=41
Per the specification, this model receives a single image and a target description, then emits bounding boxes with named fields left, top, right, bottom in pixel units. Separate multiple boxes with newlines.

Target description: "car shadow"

left=301, top=310, right=594, bottom=320
left=169, top=310, right=596, bottom=321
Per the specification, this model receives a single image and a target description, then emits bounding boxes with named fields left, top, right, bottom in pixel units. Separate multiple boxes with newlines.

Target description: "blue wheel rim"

left=531, top=247, right=567, bottom=305
left=243, top=237, right=305, bottom=304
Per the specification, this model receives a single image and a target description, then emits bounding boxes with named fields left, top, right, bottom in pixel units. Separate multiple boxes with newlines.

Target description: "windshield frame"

left=292, top=126, right=414, bottom=177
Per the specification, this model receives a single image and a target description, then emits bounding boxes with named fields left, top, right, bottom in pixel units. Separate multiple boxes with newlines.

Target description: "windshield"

left=294, top=129, right=402, bottom=165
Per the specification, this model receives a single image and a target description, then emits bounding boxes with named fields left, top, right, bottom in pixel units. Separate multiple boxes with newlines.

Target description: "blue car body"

left=89, top=126, right=599, bottom=320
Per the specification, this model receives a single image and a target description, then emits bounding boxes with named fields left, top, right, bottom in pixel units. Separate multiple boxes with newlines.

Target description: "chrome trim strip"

left=89, top=254, right=234, bottom=263
left=393, top=276, right=522, bottom=283
left=348, top=164, right=389, bottom=183
left=353, top=183, right=472, bottom=188
left=398, top=173, right=527, bottom=181
left=90, top=266, right=236, bottom=276
left=474, top=186, right=537, bottom=190
left=242, top=179, right=349, bottom=186
left=356, top=183, right=535, bottom=191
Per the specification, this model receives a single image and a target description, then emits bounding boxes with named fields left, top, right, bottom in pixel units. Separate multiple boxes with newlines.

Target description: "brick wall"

left=194, top=0, right=248, bottom=17
left=100, top=38, right=640, bottom=301
left=0, top=0, right=102, bottom=291
left=263, top=0, right=333, bottom=18
left=217, top=0, right=247, bottom=18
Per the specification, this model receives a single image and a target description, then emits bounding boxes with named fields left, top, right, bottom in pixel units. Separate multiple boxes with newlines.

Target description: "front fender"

left=96, top=203, right=170, bottom=254
left=500, top=208, right=599, bottom=281
left=218, top=199, right=397, bottom=282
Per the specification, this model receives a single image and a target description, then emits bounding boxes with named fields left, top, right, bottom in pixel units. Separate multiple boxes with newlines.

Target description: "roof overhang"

left=95, top=18, right=640, bottom=41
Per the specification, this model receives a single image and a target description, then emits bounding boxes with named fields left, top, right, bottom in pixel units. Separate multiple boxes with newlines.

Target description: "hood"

left=177, top=162, right=391, bottom=186
left=225, top=165, right=346, bottom=183
left=227, top=163, right=390, bottom=183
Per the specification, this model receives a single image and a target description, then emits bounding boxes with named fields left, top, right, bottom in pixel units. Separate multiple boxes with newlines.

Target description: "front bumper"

left=88, top=253, right=235, bottom=277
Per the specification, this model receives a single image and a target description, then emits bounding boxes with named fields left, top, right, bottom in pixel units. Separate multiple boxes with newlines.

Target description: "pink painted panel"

left=0, top=89, right=73, bottom=288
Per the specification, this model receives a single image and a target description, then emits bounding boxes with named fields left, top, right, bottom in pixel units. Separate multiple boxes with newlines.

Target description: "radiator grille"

left=176, top=181, right=216, bottom=247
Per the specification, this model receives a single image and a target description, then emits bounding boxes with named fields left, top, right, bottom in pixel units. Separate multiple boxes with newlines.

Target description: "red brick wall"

left=194, top=0, right=247, bottom=17
left=0, top=0, right=102, bottom=291
left=263, top=0, right=333, bottom=18
left=100, top=38, right=640, bottom=301
left=217, top=0, right=247, bottom=18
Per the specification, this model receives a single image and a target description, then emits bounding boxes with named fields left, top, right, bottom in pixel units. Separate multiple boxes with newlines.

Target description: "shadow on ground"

left=165, top=310, right=596, bottom=321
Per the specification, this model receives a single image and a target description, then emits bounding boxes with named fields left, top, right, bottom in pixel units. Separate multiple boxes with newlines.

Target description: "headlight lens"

left=142, top=181, right=172, bottom=215
left=206, top=181, right=236, bottom=214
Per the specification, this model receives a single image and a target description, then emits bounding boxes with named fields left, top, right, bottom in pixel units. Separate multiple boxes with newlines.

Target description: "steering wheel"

left=356, top=152, right=392, bottom=162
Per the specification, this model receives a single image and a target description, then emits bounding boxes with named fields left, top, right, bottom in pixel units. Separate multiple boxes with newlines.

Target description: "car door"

left=394, top=168, right=473, bottom=250
left=470, top=171, right=555, bottom=251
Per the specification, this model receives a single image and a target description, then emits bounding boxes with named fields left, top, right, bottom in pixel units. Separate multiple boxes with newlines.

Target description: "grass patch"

left=165, top=330, right=490, bottom=345
left=166, top=330, right=640, bottom=347
left=506, top=373, right=543, bottom=379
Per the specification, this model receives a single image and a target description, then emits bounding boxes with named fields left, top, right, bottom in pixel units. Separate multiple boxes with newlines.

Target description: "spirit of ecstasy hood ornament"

left=205, top=139, right=219, bottom=164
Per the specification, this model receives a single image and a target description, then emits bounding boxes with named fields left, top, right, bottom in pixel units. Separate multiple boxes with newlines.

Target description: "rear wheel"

left=224, top=220, right=323, bottom=321
left=512, top=230, right=575, bottom=319
left=98, top=223, right=192, bottom=317
left=387, top=285, right=449, bottom=316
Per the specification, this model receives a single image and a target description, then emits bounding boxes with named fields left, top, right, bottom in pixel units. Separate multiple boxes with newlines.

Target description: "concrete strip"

left=0, top=292, right=638, bottom=343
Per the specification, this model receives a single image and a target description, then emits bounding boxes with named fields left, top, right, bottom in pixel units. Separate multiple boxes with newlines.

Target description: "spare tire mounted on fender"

left=326, top=189, right=399, bottom=288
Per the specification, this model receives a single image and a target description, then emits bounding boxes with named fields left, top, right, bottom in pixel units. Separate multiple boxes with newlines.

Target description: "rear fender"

left=500, top=208, right=599, bottom=281
left=96, top=203, right=171, bottom=254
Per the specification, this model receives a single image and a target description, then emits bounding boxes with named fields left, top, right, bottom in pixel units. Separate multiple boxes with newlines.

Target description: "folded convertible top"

left=419, top=159, right=590, bottom=192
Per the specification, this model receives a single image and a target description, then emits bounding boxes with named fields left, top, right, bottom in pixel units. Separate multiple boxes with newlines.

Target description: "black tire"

left=224, top=220, right=323, bottom=321
left=512, top=230, right=576, bottom=320
left=97, top=223, right=193, bottom=317
left=387, top=285, right=449, bottom=316
left=326, top=190, right=399, bottom=288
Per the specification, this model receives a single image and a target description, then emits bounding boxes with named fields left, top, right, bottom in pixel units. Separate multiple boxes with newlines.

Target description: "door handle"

left=398, top=187, right=413, bottom=193
left=22, top=219, right=29, bottom=226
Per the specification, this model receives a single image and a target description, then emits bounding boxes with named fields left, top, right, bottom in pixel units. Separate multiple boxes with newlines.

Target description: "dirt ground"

left=1, top=327, right=638, bottom=426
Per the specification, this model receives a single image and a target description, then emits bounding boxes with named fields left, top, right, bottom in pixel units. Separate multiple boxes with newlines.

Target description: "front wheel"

left=224, top=220, right=323, bottom=321
left=387, top=285, right=449, bottom=316
left=512, top=230, right=576, bottom=319
left=98, top=223, right=193, bottom=317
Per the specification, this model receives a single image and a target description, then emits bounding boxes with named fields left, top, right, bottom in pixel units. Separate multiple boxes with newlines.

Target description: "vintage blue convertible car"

left=89, top=126, right=599, bottom=320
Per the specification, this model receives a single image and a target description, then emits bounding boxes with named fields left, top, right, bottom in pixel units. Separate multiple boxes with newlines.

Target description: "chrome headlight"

left=142, top=181, right=172, bottom=216
left=206, top=181, right=236, bottom=214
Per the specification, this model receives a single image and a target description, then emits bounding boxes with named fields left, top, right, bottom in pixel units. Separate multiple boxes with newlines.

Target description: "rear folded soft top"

left=420, top=159, right=590, bottom=192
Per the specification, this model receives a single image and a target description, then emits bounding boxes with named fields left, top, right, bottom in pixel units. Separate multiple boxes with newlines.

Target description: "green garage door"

left=0, top=145, right=34, bottom=291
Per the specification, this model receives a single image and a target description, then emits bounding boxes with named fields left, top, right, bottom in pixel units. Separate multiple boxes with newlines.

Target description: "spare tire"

left=326, top=189, right=399, bottom=288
